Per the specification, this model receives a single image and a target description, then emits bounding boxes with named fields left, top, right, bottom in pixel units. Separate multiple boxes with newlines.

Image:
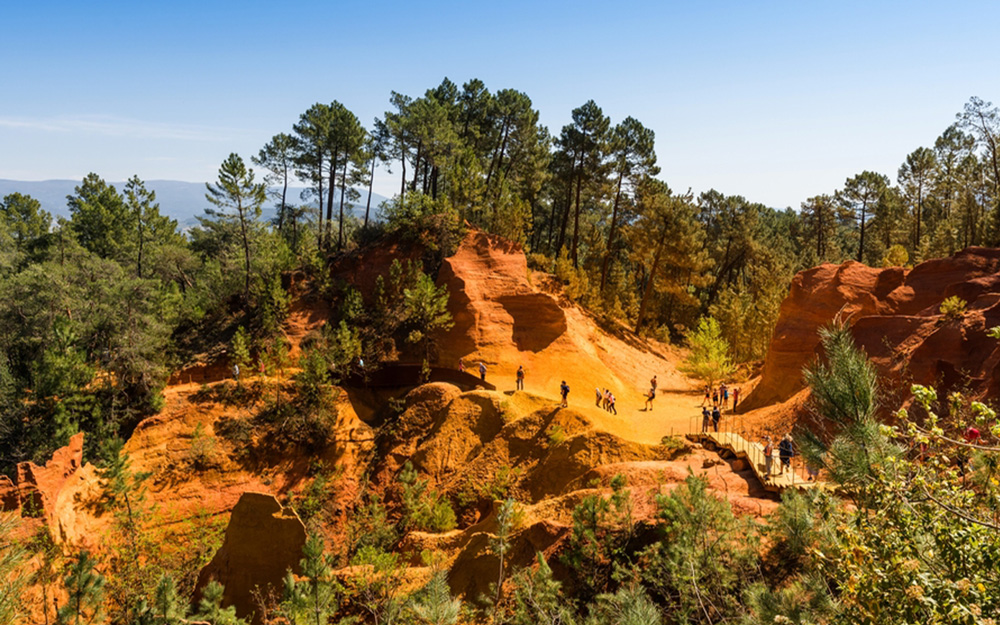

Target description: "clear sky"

left=2, top=0, right=998, bottom=209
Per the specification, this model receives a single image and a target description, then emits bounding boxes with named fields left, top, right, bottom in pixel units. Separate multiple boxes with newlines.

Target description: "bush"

left=939, top=295, right=967, bottom=320
left=398, top=461, right=457, bottom=532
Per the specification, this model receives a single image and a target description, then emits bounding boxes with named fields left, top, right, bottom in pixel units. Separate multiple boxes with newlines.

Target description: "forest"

left=2, top=79, right=1000, bottom=624
left=3, top=79, right=998, bottom=468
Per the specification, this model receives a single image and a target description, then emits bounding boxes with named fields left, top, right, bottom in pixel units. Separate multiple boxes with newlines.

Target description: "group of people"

left=701, top=382, right=739, bottom=411
left=460, top=358, right=662, bottom=415
left=595, top=387, right=618, bottom=414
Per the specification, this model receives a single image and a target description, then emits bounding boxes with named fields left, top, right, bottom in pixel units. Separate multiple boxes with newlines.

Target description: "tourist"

left=232, top=363, right=240, bottom=386
left=560, top=380, right=570, bottom=407
left=603, top=389, right=611, bottom=411
left=701, top=407, right=711, bottom=433
left=650, top=375, right=658, bottom=392
left=701, top=386, right=711, bottom=406
left=645, top=387, right=655, bottom=411
left=711, top=405, right=721, bottom=432
left=608, top=392, right=617, bottom=415
left=733, top=386, right=740, bottom=410
left=779, top=434, right=794, bottom=475
left=458, top=358, right=465, bottom=373
left=595, top=387, right=603, bottom=407
left=479, top=362, right=487, bottom=381
left=722, top=384, right=729, bottom=409
left=806, top=462, right=820, bottom=482
left=763, top=436, right=774, bottom=477
left=712, top=389, right=719, bottom=407
left=516, top=365, right=525, bottom=391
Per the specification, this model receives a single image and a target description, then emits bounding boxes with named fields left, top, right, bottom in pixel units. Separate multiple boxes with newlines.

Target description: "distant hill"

left=0, top=179, right=391, bottom=228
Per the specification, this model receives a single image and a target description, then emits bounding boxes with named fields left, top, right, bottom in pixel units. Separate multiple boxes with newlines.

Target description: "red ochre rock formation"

left=435, top=228, right=690, bottom=409
left=744, top=247, right=1000, bottom=411
left=196, top=492, right=307, bottom=622
left=4, top=433, right=85, bottom=520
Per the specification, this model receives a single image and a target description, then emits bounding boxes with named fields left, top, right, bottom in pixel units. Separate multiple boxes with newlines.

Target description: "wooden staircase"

left=686, top=431, right=822, bottom=494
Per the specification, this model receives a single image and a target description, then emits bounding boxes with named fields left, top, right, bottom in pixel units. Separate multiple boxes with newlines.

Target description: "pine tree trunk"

left=338, top=157, right=348, bottom=250
left=599, top=170, right=625, bottom=292
left=365, top=156, right=376, bottom=228
left=325, top=151, right=338, bottom=251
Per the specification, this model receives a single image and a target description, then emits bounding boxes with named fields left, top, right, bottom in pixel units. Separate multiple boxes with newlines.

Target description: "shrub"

left=939, top=295, right=967, bottom=320
left=398, top=461, right=457, bottom=533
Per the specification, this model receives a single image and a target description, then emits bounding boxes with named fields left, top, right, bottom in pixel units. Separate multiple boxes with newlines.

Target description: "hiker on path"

left=645, top=387, right=655, bottom=411
left=733, top=387, right=740, bottom=410
left=595, top=387, right=603, bottom=407
left=458, top=359, right=465, bottom=373
left=650, top=375, right=658, bottom=392
left=479, top=362, right=487, bottom=381
left=233, top=363, right=240, bottom=387
left=712, top=389, right=719, bottom=407
left=763, top=436, right=774, bottom=477
left=779, top=434, right=794, bottom=475
left=608, top=392, right=617, bottom=415
left=516, top=365, right=525, bottom=391
left=722, top=385, right=729, bottom=410
left=603, top=389, right=611, bottom=412
left=701, top=407, right=711, bottom=433
left=701, top=386, right=711, bottom=407
left=711, top=406, right=721, bottom=432
left=560, top=380, right=570, bottom=407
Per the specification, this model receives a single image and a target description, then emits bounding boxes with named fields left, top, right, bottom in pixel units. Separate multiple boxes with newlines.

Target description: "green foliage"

left=678, top=317, right=735, bottom=388
left=281, top=534, right=349, bottom=625
left=57, top=550, right=106, bottom=625
left=348, top=545, right=406, bottom=625
left=640, top=473, right=760, bottom=624
left=230, top=326, right=252, bottom=376
left=186, top=423, right=219, bottom=471
left=880, top=243, right=909, bottom=267
left=506, top=553, right=577, bottom=625
left=800, top=323, right=899, bottom=503
left=562, top=474, right=634, bottom=599
left=408, top=571, right=462, bottom=625
left=490, top=498, right=525, bottom=609
left=583, top=584, right=662, bottom=625
left=939, top=295, right=968, bottom=319
left=195, top=581, right=247, bottom=625
left=0, top=513, right=30, bottom=624
left=398, top=461, right=457, bottom=532
left=346, top=490, right=399, bottom=559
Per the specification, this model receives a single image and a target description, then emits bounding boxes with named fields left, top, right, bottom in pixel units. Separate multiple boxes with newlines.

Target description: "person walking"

left=458, top=358, right=465, bottom=373
left=732, top=386, right=740, bottom=410
left=233, top=363, right=240, bottom=387
left=701, top=386, right=711, bottom=407
left=560, top=380, right=570, bottom=407
left=722, top=384, right=729, bottom=410
left=479, top=362, right=487, bottom=382
left=644, top=387, right=655, bottom=411
left=701, top=407, right=711, bottom=433
left=650, top=375, right=658, bottom=392
left=711, top=405, right=721, bottom=432
left=516, top=365, right=525, bottom=391
left=712, top=388, right=719, bottom=407
left=603, top=389, right=611, bottom=412
left=779, top=434, right=794, bottom=475
left=608, top=392, right=617, bottom=415
left=762, top=436, right=774, bottom=477
left=595, top=387, right=603, bottom=407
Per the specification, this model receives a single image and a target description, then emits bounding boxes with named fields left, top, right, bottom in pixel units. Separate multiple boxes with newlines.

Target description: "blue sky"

left=2, top=1, right=998, bottom=209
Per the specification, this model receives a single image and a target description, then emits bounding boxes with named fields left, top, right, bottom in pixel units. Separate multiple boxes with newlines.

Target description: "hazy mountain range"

left=0, top=179, right=391, bottom=228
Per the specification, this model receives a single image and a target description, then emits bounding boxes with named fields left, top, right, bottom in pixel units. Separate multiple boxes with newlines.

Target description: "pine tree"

left=205, top=153, right=267, bottom=300
left=57, top=550, right=106, bottom=625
